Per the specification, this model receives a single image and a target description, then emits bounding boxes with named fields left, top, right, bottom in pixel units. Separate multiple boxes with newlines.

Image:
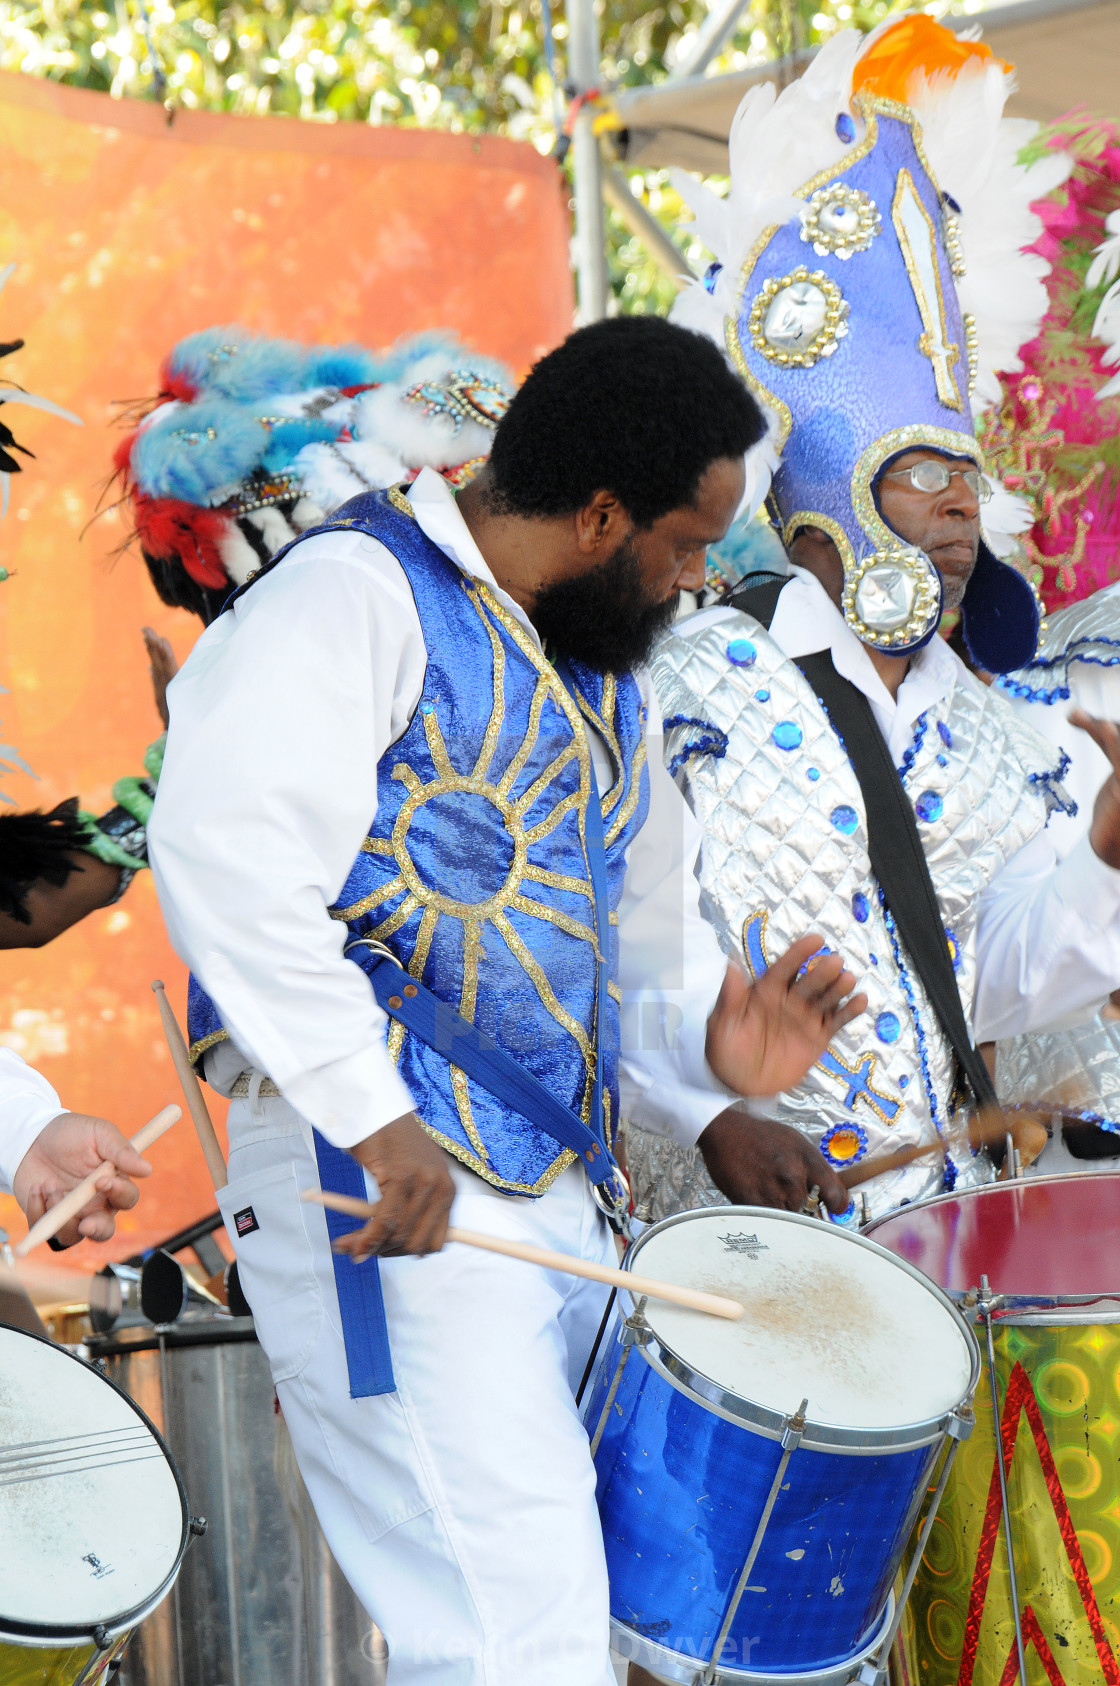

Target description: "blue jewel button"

left=938, top=722, right=952, bottom=748
left=703, top=261, right=724, bottom=295
left=869, top=953, right=879, bottom=965
left=915, top=790, right=944, bottom=823
left=836, top=111, right=856, bottom=143
left=852, top=891, right=869, bottom=923
left=773, top=720, right=803, bottom=751
left=755, top=688, right=770, bottom=703
left=420, top=701, right=436, bottom=715
left=807, top=767, right=820, bottom=782
left=830, top=804, right=858, bottom=834
left=876, top=1011, right=901, bottom=1044
left=899, top=1074, right=910, bottom=1089
left=937, top=754, right=948, bottom=768
left=728, top=638, right=757, bottom=668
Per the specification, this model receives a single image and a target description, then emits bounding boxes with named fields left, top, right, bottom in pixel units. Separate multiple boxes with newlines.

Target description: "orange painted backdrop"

left=0, top=70, right=573, bottom=1263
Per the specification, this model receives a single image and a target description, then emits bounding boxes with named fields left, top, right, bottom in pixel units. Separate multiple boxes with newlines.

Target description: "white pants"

left=216, top=1092, right=619, bottom=1686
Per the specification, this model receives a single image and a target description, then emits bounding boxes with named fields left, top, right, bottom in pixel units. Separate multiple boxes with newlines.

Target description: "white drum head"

left=0, top=1326, right=186, bottom=1632
left=631, top=1210, right=973, bottom=1431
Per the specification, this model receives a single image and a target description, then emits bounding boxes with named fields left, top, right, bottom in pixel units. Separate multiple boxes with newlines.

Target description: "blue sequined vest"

left=188, top=488, right=650, bottom=1195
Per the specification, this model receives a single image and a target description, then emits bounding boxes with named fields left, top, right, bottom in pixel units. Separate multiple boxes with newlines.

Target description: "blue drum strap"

left=312, top=1128, right=396, bottom=1398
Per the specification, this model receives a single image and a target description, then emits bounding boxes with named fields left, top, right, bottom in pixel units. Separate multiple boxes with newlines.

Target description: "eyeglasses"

left=879, top=460, right=991, bottom=502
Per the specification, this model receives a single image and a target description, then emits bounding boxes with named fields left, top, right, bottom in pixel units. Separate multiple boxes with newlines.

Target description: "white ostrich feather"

left=907, top=63, right=1071, bottom=410
left=294, top=438, right=408, bottom=513
left=1087, top=208, right=1120, bottom=292
left=981, top=477, right=1035, bottom=557
left=1093, top=277, right=1120, bottom=399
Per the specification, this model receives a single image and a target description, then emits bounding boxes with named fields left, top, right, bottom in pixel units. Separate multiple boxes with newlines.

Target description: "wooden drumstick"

left=152, top=980, right=228, bottom=1190
left=838, top=1109, right=1050, bottom=1191
left=301, top=1188, right=745, bottom=1322
left=14, top=1104, right=181, bottom=1257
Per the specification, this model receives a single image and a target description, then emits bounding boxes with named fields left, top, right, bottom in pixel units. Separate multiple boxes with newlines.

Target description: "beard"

left=529, top=535, right=680, bottom=674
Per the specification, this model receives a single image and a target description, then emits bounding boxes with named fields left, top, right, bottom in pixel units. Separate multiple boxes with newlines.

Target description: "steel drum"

left=867, top=1173, right=1120, bottom=1686
left=0, top=1324, right=188, bottom=1686
left=585, top=1208, right=979, bottom=1685
left=87, top=1315, right=384, bottom=1686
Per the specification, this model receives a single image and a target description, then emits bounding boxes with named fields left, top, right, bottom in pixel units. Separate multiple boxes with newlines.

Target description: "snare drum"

left=868, top=1173, right=1120, bottom=1686
left=0, top=1323, right=189, bottom=1686
left=585, top=1208, right=979, bottom=1685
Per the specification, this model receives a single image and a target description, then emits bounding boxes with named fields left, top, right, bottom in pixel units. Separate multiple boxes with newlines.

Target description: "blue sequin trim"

left=897, top=711, right=928, bottom=783
left=878, top=888, right=956, bottom=1186
left=663, top=714, right=729, bottom=777
left=1028, top=749, right=1078, bottom=819
left=1009, top=633, right=1120, bottom=673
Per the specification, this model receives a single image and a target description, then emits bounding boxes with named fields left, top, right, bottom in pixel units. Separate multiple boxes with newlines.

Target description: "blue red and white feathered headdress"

left=672, top=15, right=1072, bottom=670
left=115, top=326, right=514, bottom=618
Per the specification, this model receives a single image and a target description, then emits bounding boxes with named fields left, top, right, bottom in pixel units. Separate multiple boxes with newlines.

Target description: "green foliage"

left=0, top=0, right=927, bottom=304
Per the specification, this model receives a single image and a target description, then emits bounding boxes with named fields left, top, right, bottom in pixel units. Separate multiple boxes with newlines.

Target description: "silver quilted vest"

left=627, top=606, right=1071, bottom=1223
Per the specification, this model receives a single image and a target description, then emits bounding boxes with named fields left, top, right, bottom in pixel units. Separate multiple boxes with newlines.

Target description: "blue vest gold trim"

left=189, top=487, right=650, bottom=1198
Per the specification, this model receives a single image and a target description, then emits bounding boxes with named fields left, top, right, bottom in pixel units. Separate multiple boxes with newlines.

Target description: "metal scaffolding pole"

left=567, top=0, right=609, bottom=321
left=669, top=0, right=754, bottom=82
left=601, top=167, right=695, bottom=288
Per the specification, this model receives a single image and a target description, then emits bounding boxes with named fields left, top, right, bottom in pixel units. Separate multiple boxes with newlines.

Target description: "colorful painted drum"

left=0, top=1324, right=189, bottom=1686
left=867, top=1174, right=1120, bottom=1686
left=584, top=1208, right=979, bottom=1685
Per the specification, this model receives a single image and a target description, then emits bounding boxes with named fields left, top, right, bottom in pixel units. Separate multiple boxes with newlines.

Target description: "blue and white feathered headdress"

left=119, top=326, right=514, bottom=614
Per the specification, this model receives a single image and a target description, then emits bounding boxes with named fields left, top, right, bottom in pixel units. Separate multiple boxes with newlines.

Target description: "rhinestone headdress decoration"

left=728, top=93, right=979, bottom=653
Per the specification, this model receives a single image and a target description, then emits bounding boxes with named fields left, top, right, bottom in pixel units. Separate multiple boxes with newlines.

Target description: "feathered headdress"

left=672, top=14, right=1071, bottom=671
left=116, top=326, right=515, bottom=623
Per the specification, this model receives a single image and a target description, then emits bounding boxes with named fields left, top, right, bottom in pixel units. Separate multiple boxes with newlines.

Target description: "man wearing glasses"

left=621, top=29, right=1120, bottom=1224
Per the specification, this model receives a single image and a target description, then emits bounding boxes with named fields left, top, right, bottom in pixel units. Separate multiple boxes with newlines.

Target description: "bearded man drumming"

left=147, top=316, right=866, bottom=1684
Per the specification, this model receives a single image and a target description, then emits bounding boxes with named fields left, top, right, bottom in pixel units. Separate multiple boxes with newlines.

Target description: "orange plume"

left=852, top=14, right=1011, bottom=107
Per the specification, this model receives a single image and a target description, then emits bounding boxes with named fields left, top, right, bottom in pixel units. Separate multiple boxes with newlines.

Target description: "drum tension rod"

left=588, top=1301, right=649, bottom=1459
left=978, top=1274, right=1028, bottom=1686
left=699, top=1399, right=809, bottom=1686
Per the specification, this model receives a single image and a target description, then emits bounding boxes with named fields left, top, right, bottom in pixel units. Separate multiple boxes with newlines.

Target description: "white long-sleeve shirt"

left=0, top=1049, right=64, bottom=1195
left=148, top=469, right=733, bottom=1154
left=696, top=567, right=1120, bottom=1043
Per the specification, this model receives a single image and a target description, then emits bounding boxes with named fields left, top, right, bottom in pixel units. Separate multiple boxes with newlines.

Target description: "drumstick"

left=301, top=1189, right=745, bottom=1322
left=14, top=1104, right=181, bottom=1257
left=152, top=980, right=228, bottom=1190
left=839, top=1140, right=944, bottom=1189
left=838, top=1108, right=1051, bottom=1191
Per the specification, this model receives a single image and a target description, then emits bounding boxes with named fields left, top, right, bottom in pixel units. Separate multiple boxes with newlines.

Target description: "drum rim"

left=624, top=1206, right=980, bottom=1451
left=864, top=1170, right=1120, bottom=1310
left=0, top=1323, right=191, bottom=1644
left=609, top=1589, right=895, bottom=1685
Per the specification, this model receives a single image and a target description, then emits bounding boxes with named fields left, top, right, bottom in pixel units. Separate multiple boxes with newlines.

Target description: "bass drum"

left=86, top=1315, right=385, bottom=1686
left=867, top=1173, right=1120, bottom=1686
left=0, top=1323, right=188, bottom=1686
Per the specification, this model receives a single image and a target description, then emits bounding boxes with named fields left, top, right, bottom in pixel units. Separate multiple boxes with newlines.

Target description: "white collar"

left=763, top=566, right=965, bottom=761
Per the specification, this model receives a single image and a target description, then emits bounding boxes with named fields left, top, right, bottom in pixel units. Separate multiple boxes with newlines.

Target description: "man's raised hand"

left=705, top=935, right=867, bottom=1100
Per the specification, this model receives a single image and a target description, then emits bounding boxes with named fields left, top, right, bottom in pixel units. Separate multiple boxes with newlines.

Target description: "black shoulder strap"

left=727, top=577, right=998, bottom=1111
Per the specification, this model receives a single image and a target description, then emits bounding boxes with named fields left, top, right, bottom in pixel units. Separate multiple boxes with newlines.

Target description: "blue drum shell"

left=588, top=1334, right=937, bottom=1674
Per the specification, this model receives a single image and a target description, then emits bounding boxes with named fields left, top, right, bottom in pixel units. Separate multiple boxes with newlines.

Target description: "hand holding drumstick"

left=13, top=1113, right=157, bottom=1248
left=14, top=1105, right=181, bottom=1256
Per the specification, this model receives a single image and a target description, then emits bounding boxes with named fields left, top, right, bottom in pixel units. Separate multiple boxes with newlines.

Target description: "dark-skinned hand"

left=1070, top=709, right=1120, bottom=869
left=332, top=1112, right=454, bottom=1261
left=698, top=1106, right=850, bottom=1215
left=705, top=935, right=867, bottom=1098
